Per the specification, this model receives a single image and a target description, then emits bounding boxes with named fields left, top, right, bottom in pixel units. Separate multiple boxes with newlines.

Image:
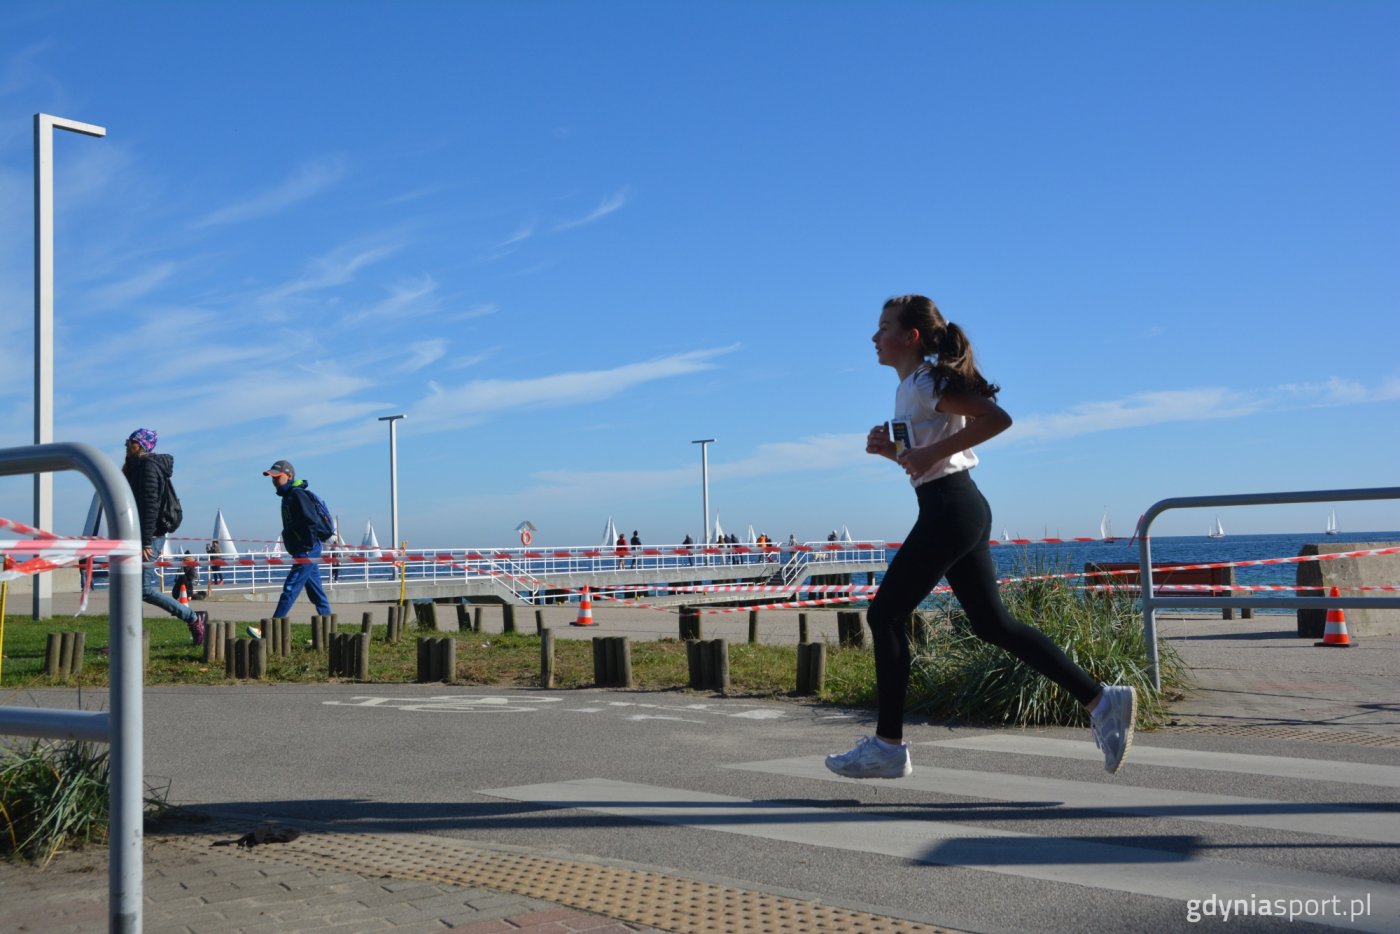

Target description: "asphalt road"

left=15, top=681, right=1399, bottom=933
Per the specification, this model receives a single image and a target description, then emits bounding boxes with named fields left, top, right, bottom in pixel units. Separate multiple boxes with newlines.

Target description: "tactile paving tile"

left=158, top=822, right=962, bottom=934
left=1164, top=723, right=1400, bottom=748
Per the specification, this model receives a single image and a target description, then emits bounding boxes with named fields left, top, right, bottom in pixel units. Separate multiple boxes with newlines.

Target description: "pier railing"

left=145, top=540, right=890, bottom=599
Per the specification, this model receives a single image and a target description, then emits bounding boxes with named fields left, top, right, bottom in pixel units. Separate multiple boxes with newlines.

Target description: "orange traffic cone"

left=571, top=586, right=596, bottom=627
left=1315, top=586, right=1355, bottom=648
left=176, top=581, right=191, bottom=609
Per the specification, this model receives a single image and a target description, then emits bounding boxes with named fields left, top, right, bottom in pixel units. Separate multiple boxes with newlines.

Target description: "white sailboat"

left=1207, top=515, right=1225, bottom=539
left=1325, top=510, right=1340, bottom=536
left=1099, top=510, right=1113, bottom=541
left=1001, top=528, right=1011, bottom=543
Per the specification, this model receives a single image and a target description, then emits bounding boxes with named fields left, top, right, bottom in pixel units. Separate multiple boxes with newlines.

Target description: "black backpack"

left=155, top=476, right=183, bottom=536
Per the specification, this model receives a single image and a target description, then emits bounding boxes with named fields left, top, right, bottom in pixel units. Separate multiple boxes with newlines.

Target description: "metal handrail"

left=1138, top=486, right=1400, bottom=690
left=0, top=442, right=143, bottom=932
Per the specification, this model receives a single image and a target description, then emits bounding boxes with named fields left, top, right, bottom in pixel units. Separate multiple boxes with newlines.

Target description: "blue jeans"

left=143, top=536, right=196, bottom=623
left=274, top=543, right=332, bottom=618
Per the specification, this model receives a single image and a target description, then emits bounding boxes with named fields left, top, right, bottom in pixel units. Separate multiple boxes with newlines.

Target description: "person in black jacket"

left=121, top=428, right=206, bottom=645
left=258, top=459, right=331, bottom=632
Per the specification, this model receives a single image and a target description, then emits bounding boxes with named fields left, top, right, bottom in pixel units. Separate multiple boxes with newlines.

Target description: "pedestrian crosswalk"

left=482, top=738, right=1400, bottom=933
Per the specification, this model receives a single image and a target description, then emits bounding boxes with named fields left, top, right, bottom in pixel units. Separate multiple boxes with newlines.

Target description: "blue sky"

left=1, top=1, right=1397, bottom=550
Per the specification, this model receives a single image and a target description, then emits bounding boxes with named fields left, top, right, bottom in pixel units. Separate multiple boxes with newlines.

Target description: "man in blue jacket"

left=256, top=459, right=332, bottom=635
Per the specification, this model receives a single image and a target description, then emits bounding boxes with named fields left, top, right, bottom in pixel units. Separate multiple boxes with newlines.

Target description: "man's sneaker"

left=824, top=736, right=912, bottom=779
left=1091, top=684, right=1137, bottom=774
left=246, top=625, right=262, bottom=640
left=188, top=611, right=208, bottom=647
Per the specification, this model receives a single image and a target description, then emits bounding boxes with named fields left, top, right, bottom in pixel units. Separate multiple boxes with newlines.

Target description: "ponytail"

left=883, top=295, right=999, bottom=399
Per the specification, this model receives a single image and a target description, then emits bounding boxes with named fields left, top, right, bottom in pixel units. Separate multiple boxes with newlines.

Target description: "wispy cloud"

left=1008, top=378, right=1400, bottom=445
left=401, top=339, right=446, bottom=372
left=87, top=261, right=176, bottom=307
left=341, top=274, right=438, bottom=326
left=553, top=187, right=629, bottom=232
left=191, top=156, right=347, bottom=229
left=258, top=239, right=402, bottom=306
left=408, top=345, right=735, bottom=429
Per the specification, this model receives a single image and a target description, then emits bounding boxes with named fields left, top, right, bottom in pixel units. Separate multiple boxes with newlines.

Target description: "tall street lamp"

left=34, top=113, right=105, bottom=620
left=378, top=415, right=406, bottom=550
left=691, top=439, right=715, bottom=546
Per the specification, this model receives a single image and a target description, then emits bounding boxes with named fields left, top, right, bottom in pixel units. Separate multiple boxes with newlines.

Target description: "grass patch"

left=1, top=574, right=1183, bottom=729
left=906, top=553, right=1190, bottom=728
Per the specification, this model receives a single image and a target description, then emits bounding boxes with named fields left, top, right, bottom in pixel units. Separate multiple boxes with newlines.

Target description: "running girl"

left=825, top=294, right=1136, bottom=779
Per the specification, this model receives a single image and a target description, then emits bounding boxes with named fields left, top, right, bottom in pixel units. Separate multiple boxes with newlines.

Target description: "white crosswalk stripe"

left=728, top=755, right=1400, bottom=844
left=926, top=735, right=1400, bottom=787
left=482, top=746, right=1400, bottom=934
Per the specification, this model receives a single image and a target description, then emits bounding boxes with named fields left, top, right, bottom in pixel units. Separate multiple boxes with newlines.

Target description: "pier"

left=194, top=540, right=890, bottom=608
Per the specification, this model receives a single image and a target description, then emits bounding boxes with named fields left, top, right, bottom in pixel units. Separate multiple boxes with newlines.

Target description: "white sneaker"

left=824, top=736, right=912, bottom=779
left=1091, top=684, right=1137, bottom=774
left=246, top=625, right=262, bottom=640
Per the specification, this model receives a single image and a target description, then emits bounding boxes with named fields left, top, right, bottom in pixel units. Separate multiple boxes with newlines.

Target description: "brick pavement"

left=0, top=834, right=671, bottom=934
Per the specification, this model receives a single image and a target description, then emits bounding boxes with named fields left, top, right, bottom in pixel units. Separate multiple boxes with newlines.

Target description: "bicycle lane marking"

left=321, top=694, right=790, bottom=721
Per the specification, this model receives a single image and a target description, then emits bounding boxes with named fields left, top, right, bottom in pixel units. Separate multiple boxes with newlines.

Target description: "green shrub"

left=905, top=552, right=1189, bottom=727
left=1, top=739, right=113, bottom=865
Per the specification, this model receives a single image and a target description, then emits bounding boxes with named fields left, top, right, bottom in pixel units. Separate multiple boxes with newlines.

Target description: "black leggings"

left=867, top=470, right=1100, bottom=740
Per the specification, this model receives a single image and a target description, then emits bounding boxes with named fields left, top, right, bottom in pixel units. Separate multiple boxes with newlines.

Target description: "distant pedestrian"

left=682, top=533, right=694, bottom=566
left=617, top=532, right=629, bottom=568
left=630, top=531, right=642, bottom=567
left=824, top=294, right=1136, bottom=781
left=256, top=459, right=333, bottom=635
left=120, top=428, right=206, bottom=645
left=206, top=540, right=223, bottom=585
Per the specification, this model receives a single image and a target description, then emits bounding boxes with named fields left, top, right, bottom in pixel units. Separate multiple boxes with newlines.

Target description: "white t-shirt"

left=893, top=363, right=978, bottom=487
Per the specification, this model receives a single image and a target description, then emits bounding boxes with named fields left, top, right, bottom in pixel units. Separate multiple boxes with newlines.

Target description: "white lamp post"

left=378, top=414, right=406, bottom=550
left=691, top=438, right=715, bottom=546
left=34, top=113, right=105, bottom=620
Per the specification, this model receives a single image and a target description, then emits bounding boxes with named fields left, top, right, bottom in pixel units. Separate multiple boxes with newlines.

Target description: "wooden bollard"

left=438, top=637, right=456, bottom=684
left=748, top=610, right=759, bottom=645
left=535, top=608, right=545, bottom=635
left=416, top=602, right=437, bottom=630
left=711, top=637, right=728, bottom=692
left=502, top=604, right=517, bottom=634
left=473, top=606, right=483, bottom=632
left=361, top=611, right=374, bottom=636
left=456, top=602, right=471, bottom=632
left=44, top=632, right=62, bottom=677
left=416, top=636, right=431, bottom=682
left=259, top=618, right=273, bottom=653
left=798, top=613, right=809, bottom=644
left=64, top=631, right=81, bottom=675
left=837, top=610, right=865, bottom=648
left=329, top=631, right=342, bottom=675
left=204, top=621, right=232, bottom=663
left=592, top=636, right=632, bottom=688
left=250, top=638, right=267, bottom=679
left=541, top=628, right=556, bottom=688
left=355, top=632, right=370, bottom=681
left=678, top=606, right=702, bottom=641
left=686, top=638, right=728, bottom=690
left=234, top=638, right=251, bottom=679
left=796, top=642, right=827, bottom=695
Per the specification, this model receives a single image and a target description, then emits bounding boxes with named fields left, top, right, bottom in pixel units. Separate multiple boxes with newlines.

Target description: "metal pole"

left=379, top=414, right=406, bottom=551
left=692, top=439, right=714, bottom=545
left=32, top=113, right=105, bottom=620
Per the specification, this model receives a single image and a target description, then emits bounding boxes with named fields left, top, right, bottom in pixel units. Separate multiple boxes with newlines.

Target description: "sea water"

left=887, top=531, right=1400, bottom=614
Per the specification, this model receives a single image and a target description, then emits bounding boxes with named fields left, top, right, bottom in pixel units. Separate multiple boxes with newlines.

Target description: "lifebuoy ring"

left=520, top=529, right=533, bottom=546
